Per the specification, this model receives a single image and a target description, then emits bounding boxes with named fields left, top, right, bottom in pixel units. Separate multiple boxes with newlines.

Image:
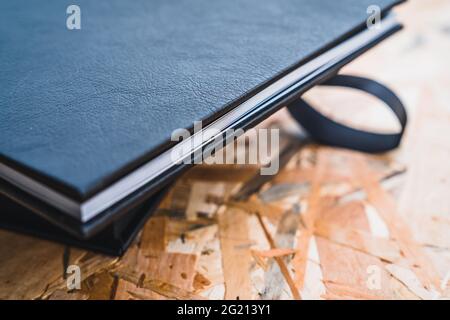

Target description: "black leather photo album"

left=0, top=0, right=405, bottom=254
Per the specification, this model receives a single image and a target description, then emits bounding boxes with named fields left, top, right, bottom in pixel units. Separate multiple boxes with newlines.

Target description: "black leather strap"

left=287, top=75, right=407, bottom=153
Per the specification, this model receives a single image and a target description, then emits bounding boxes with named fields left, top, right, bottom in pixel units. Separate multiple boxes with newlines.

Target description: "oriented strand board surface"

left=0, top=0, right=449, bottom=300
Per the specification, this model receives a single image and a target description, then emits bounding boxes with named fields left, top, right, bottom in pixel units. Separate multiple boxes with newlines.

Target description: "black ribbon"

left=287, top=75, right=407, bottom=153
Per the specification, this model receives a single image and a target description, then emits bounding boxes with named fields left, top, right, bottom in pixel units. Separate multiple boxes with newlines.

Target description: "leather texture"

left=0, top=0, right=400, bottom=198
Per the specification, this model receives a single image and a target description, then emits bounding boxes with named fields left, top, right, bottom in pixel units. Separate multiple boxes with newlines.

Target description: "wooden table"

left=1, top=0, right=449, bottom=300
